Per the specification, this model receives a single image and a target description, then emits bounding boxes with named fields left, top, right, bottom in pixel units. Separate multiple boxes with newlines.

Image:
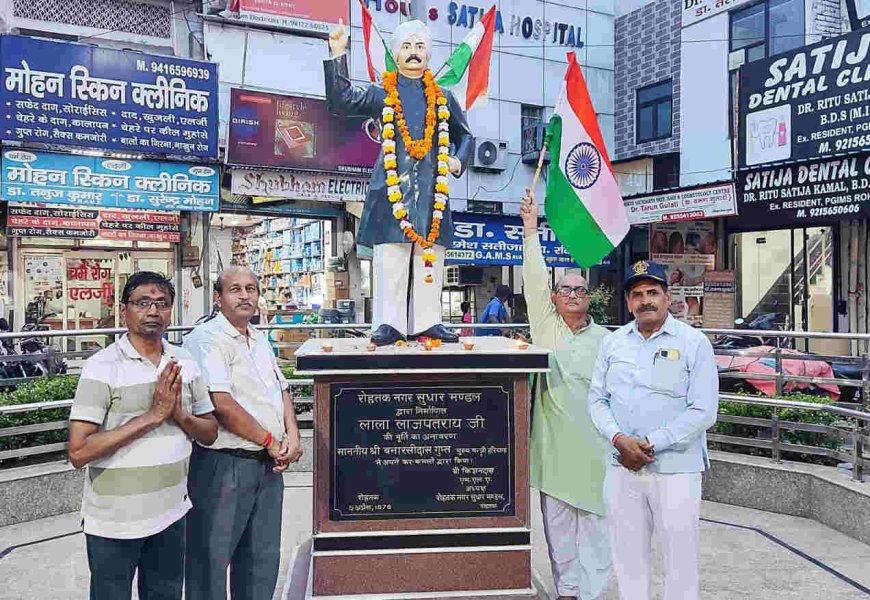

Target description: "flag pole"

left=530, top=142, right=547, bottom=192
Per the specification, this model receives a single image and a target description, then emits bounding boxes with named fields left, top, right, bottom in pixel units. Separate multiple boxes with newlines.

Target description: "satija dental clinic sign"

left=738, top=30, right=870, bottom=168
left=737, top=152, right=870, bottom=225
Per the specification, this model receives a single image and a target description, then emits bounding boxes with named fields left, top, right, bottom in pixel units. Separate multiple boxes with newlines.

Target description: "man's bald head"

left=555, top=272, right=588, bottom=290
left=214, top=266, right=259, bottom=295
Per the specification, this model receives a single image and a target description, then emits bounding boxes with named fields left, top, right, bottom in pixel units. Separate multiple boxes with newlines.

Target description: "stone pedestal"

left=295, top=337, right=549, bottom=599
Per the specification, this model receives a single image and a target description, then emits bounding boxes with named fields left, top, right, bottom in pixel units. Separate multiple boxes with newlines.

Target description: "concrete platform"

left=1, top=472, right=869, bottom=599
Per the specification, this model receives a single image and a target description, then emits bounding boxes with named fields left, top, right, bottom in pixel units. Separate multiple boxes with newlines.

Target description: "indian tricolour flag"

left=359, top=0, right=396, bottom=83
left=544, top=52, right=629, bottom=267
left=436, top=6, right=496, bottom=111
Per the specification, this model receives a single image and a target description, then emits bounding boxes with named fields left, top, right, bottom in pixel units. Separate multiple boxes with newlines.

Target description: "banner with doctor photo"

left=650, top=221, right=716, bottom=327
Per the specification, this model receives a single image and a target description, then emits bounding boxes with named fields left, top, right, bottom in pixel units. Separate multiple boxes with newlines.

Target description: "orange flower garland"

left=381, top=69, right=451, bottom=284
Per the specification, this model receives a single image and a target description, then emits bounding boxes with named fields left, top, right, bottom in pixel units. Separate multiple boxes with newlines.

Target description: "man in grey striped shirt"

left=68, top=271, right=218, bottom=600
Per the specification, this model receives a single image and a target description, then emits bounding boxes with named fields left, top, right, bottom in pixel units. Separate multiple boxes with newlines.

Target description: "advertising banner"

left=227, top=89, right=380, bottom=174
left=230, top=168, right=369, bottom=203
left=650, top=221, right=717, bottom=327
left=1, top=150, right=219, bottom=212
left=447, top=212, right=578, bottom=268
left=237, top=0, right=348, bottom=35
left=0, top=35, right=219, bottom=158
left=702, top=271, right=737, bottom=330
left=736, top=152, right=870, bottom=226
left=623, top=183, right=737, bottom=225
left=738, top=30, right=870, bottom=168
left=7, top=203, right=181, bottom=243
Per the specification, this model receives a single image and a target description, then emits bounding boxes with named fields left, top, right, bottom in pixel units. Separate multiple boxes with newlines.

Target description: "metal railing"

left=0, top=323, right=867, bottom=480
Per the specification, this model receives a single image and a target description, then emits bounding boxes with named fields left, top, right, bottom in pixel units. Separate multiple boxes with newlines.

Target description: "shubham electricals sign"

left=738, top=30, right=870, bottom=168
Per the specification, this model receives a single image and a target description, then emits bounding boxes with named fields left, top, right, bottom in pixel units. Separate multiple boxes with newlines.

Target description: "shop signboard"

left=738, top=29, right=870, bottom=168
left=1, top=150, right=219, bottom=212
left=0, top=35, right=219, bottom=158
left=650, top=221, right=717, bottom=327
left=681, top=0, right=755, bottom=27
left=845, top=0, right=870, bottom=31
left=236, top=0, right=348, bottom=35
left=7, top=203, right=181, bottom=243
left=226, top=89, right=380, bottom=174
left=230, top=168, right=369, bottom=203
left=736, top=152, right=870, bottom=225
left=623, top=183, right=737, bottom=225
left=447, top=212, right=579, bottom=268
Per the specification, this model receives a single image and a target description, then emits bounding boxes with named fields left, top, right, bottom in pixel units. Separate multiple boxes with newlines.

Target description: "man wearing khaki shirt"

left=184, top=266, right=303, bottom=600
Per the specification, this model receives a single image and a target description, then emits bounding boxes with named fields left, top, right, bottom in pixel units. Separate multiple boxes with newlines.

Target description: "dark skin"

left=68, top=284, right=218, bottom=469
left=211, top=267, right=303, bottom=473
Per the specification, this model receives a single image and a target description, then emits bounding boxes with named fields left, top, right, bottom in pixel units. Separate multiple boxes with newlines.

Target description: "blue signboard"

left=448, top=212, right=579, bottom=268
left=0, top=35, right=219, bottom=158
left=1, top=150, right=219, bottom=212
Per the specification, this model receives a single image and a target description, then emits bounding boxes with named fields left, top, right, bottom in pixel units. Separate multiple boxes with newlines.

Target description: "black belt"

left=207, top=446, right=269, bottom=462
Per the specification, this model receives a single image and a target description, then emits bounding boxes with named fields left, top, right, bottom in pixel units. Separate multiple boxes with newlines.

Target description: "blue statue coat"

left=324, top=55, right=473, bottom=248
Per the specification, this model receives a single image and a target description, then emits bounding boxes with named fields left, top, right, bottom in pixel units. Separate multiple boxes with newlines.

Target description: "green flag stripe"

left=437, top=43, right=473, bottom=87
left=545, top=115, right=614, bottom=268
left=384, top=40, right=398, bottom=72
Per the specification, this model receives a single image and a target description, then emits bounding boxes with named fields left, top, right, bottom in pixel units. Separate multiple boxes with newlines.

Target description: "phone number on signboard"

left=834, top=135, right=870, bottom=152
left=808, top=204, right=862, bottom=218
left=145, top=61, right=211, bottom=80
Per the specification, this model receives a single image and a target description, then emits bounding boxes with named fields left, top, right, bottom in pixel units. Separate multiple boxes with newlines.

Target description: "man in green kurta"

left=521, top=188, right=612, bottom=600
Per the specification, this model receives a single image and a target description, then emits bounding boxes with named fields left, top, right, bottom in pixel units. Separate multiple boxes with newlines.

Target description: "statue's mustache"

left=405, top=55, right=423, bottom=63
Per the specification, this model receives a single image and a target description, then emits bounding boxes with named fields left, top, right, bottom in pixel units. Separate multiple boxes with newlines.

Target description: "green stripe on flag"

left=437, top=43, right=473, bottom=87
left=385, top=41, right=398, bottom=72
left=544, top=115, right=614, bottom=268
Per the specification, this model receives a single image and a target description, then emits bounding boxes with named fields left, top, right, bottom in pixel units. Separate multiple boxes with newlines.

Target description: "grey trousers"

left=185, top=445, right=284, bottom=600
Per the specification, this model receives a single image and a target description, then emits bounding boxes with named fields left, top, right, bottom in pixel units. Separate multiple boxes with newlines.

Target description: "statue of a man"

left=324, top=19, right=473, bottom=346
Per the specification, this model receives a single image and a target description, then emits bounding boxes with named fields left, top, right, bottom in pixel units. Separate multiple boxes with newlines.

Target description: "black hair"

left=494, top=284, right=511, bottom=301
left=121, top=272, right=175, bottom=304
left=460, top=301, right=470, bottom=314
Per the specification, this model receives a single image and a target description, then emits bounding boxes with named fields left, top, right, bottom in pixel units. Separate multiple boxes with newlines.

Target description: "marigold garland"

left=381, top=69, right=451, bottom=284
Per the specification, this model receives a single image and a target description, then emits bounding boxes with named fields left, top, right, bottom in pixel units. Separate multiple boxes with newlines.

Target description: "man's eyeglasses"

left=554, top=286, right=589, bottom=298
left=126, top=299, right=172, bottom=311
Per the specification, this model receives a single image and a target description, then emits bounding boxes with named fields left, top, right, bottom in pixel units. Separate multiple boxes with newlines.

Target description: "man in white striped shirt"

left=68, top=271, right=218, bottom=600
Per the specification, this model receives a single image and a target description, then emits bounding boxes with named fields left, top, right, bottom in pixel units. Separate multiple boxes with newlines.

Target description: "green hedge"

left=0, top=375, right=79, bottom=453
left=714, top=392, right=842, bottom=456
left=281, top=366, right=313, bottom=413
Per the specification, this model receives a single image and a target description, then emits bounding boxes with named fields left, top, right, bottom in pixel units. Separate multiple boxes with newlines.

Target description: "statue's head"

left=391, top=20, right=431, bottom=79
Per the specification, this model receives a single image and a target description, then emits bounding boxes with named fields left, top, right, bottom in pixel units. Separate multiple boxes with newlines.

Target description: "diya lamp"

left=515, top=338, right=529, bottom=351
left=462, top=339, right=475, bottom=351
left=366, top=342, right=377, bottom=352
left=322, top=342, right=334, bottom=353
left=423, top=338, right=434, bottom=351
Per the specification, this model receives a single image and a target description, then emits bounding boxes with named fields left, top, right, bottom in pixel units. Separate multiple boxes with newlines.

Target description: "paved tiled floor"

left=1, top=472, right=868, bottom=599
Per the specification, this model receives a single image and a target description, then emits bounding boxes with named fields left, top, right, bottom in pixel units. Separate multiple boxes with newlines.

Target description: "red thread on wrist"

left=261, top=431, right=273, bottom=449
left=612, top=432, right=624, bottom=446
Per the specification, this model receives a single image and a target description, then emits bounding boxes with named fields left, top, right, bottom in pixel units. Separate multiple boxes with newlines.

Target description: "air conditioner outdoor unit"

left=471, top=138, right=508, bottom=172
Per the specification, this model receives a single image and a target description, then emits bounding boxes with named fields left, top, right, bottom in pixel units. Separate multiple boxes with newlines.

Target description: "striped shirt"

left=70, top=335, right=213, bottom=539
left=184, top=312, right=288, bottom=451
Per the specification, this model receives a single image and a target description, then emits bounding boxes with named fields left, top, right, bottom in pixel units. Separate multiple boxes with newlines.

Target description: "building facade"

left=613, top=0, right=869, bottom=349
left=0, top=0, right=220, bottom=349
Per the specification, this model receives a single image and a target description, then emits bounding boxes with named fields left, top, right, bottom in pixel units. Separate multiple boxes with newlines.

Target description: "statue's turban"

left=390, top=20, right=432, bottom=58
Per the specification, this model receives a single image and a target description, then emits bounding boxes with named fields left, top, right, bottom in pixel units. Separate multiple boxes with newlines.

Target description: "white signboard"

left=682, top=0, right=756, bottom=27
left=230, top=169, right=369, bottom=203
left=623, top=183, right=737, bottom=225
